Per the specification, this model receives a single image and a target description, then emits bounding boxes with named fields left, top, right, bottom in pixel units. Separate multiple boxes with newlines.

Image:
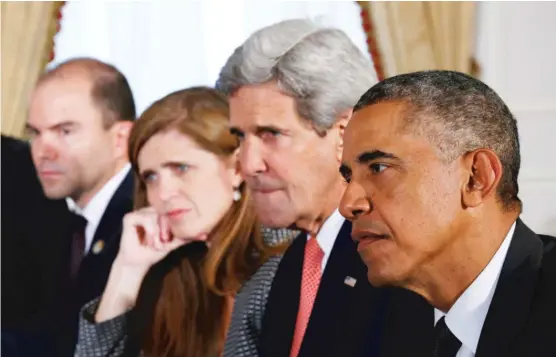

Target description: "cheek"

left=190, top=172, right=234, bottom=226
left=146, top=188, right=163, bottom=212
left=384, top=171, right=460, bottom=253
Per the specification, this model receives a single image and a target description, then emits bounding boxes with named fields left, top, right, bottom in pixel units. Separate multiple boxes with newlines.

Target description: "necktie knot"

left=305, top=235, right=324, bottom=262
left=433, top=317, right=462, bottom=357
left=70, top=212, right=88, bottom=233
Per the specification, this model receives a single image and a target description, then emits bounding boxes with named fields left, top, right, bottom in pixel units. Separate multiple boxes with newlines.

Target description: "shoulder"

left=260, top=227, right=299, bottom=247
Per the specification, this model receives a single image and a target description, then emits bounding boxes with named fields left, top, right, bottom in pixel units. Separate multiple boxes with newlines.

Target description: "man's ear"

left=461, top=148, right=503, bottom=208
left=111, top=120, right=133, bottom=159
left=334, top=108, right=353, bottom=163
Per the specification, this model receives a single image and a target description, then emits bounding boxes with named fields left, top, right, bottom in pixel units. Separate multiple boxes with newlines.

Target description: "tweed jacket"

left=74, top=228, right=298, bottom=357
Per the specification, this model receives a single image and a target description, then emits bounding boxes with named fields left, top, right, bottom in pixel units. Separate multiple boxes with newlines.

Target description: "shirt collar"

left=309, top=209, right=345, bottom=263
left=434, top=221, right=516, bottom=354
left=66, top=163, right=131, bottom=232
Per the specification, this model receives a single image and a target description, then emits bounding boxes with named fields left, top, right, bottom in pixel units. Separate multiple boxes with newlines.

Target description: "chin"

left=172, top=226, right=198, bottom=240
left=257, top=212, right=296, bottom=229
left=366, top=267, right=401, bottom=288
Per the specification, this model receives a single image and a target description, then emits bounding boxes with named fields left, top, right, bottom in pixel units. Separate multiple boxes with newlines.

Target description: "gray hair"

left=354, top=70, right=521, bottom=211
left=216, top=19, right=377, bottom=135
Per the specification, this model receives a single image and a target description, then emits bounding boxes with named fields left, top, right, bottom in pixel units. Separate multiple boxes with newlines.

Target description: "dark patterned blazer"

left=74, top=228, right=298, bottom=357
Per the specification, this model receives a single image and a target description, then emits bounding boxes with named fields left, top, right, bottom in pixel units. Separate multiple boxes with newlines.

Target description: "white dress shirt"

left=434, top=221, right=516, bottom=357
left=66, top=163, right=131, bottom=254
left=308, top=209, right=345, bottom=271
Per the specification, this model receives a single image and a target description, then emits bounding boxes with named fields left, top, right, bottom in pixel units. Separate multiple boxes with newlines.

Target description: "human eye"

left=175, top=163, right=189, bottom=173
left=369, top=163, right=388, bottom=174
left=142, top=172, right=157, bottom=185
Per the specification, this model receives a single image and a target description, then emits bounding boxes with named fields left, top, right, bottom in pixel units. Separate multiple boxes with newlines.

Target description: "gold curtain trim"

left=356, top=1, right=386, bottom=80
left=42, top=1, right=65, bottom=70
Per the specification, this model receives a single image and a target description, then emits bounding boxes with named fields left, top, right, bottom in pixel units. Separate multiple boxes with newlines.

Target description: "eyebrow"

left=357, top=150, right=399, bottom=164
left=339, top=164, right=351, bottom=179
left=229, top=127, right=243, bottom=137
left=230, top=125, right=286, bottom=137
left=25, top=121, right=76, bottom=132
left=140, top=160, right=192, bottom=175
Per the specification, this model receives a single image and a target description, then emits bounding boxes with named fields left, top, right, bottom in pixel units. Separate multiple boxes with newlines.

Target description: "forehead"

left=28, top=76, right=98, bottom=127
left=138, top=129, right=216, bottom=167
left=228, top=82, right=302, bottom=129
left=343, top=101, right=433, bottom=164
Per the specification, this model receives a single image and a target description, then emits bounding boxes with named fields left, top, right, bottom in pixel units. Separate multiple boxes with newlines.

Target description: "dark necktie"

left=69, top=212, right=88, bottom=281
left=433, top=316, right=462, bottom=357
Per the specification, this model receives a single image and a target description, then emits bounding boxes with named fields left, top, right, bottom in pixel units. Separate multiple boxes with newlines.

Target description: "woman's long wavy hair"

left=126, top=87, right=270, bottom=357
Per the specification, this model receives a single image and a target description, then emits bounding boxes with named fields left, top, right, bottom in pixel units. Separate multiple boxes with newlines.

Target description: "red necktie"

left=289, top=235, right=324, bottom=357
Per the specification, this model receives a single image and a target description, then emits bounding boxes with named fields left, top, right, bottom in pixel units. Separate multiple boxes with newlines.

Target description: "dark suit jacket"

left=57, top=170, right=134, bottom=357
left=1, top=136, right=70, bottom=329
left=381, top=219, right=556, bottom=357
left=259, top=221, right=391, bottom=357
left=1, top=135, right=134, bottom=357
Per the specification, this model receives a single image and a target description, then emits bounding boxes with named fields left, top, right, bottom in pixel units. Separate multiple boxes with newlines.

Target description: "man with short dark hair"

left=339, top=70, right=556, bottom=357
left=25, top=57, right=136, bottom=356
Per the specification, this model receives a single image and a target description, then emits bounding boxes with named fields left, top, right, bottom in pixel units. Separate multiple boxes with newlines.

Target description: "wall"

left=475, top=2, right=556, bottom=234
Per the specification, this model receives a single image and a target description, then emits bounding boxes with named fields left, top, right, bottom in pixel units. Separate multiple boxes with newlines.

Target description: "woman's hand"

left=116, top=206, right=188, bottom=270
left=95, top=207, right=206, bottom=322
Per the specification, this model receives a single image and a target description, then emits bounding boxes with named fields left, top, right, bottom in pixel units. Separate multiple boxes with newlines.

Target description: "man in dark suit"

left=339, top=70, right=556, bottom=357
left=1, top=135, right=71, bottom=357
left=21, top=57, right=136, bottom=356
left=217, top=19, right=389, bottom=357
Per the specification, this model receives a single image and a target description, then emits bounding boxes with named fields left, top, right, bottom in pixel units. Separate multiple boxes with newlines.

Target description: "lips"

left=252, top=188, right=280, bottom=194
left=351, top=230, right=389, bottom=251
left=38, top=170, right=63, bottom=179
left=166, top=208, right=191, bottom=220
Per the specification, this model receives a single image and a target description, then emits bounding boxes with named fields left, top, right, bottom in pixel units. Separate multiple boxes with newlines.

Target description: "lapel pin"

left=91, top=240, right=104, bottom=255
left=344, top=276, right=357, bottom=287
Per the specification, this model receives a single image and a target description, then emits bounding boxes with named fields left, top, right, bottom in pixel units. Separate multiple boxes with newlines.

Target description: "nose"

left=239, top=137, right=267, bottom=177
left=339, top=181, right=372, bottom=221
left=156, top=173, right=181, bottom=202
left=31, top=133, right=58, bottom=163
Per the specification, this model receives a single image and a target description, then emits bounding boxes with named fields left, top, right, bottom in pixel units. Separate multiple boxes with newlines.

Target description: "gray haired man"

left=217, top=19, right=390, bottom=357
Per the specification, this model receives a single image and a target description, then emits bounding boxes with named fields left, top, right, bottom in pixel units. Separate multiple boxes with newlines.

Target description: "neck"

left=295, top=178, right=345, bottom=236
left=74, top=160, right=128, bottom=209
left=405, top=210, right=519, bottom=312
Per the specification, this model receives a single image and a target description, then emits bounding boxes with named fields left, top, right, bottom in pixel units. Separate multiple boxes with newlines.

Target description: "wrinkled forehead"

left=343, top=102, right=409, bottom=158
left=228, top=82, right=301, bottom=128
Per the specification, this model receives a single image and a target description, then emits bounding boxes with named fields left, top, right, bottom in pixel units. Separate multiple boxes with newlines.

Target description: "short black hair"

left=41, top=58, right=136, bottom=127
left=354, top=70, right=521, bottom=211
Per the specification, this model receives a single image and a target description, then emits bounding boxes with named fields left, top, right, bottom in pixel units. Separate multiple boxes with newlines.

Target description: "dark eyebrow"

left=255, top=125, right=282, bottom=135
left=229, top=127, right=243, bottom=137
left=24, top=123, right=38, bottom=133
left=230, top=125, right=285, bottom=135
left=139, top=168, right=154, bottom=181
left=25, top=121, right=77, bottom=132
left=339, top=164, right=351, bottom=180
left=357, top=150, right=399, bottom=164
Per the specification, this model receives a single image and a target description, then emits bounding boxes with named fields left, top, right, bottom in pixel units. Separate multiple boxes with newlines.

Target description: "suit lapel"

left=476, top=219, right=543, bottom=357
left=76, top=171, right=134, bottom=304
left=259, top=231, right=306, bottom=357
left=381, top=289, right=434, bottom=357
left=89, top=171, right=134, bottom=255
left=300, top=220, right=367, bottom=356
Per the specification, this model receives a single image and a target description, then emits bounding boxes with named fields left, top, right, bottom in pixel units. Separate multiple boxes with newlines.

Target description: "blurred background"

left=1, top=0, right=555, bottom=235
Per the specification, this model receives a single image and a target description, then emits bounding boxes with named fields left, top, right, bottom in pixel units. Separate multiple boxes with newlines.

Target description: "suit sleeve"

left=74, top=298, right=131, bottom=357
left=222, top=227, right=296, bottom=357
